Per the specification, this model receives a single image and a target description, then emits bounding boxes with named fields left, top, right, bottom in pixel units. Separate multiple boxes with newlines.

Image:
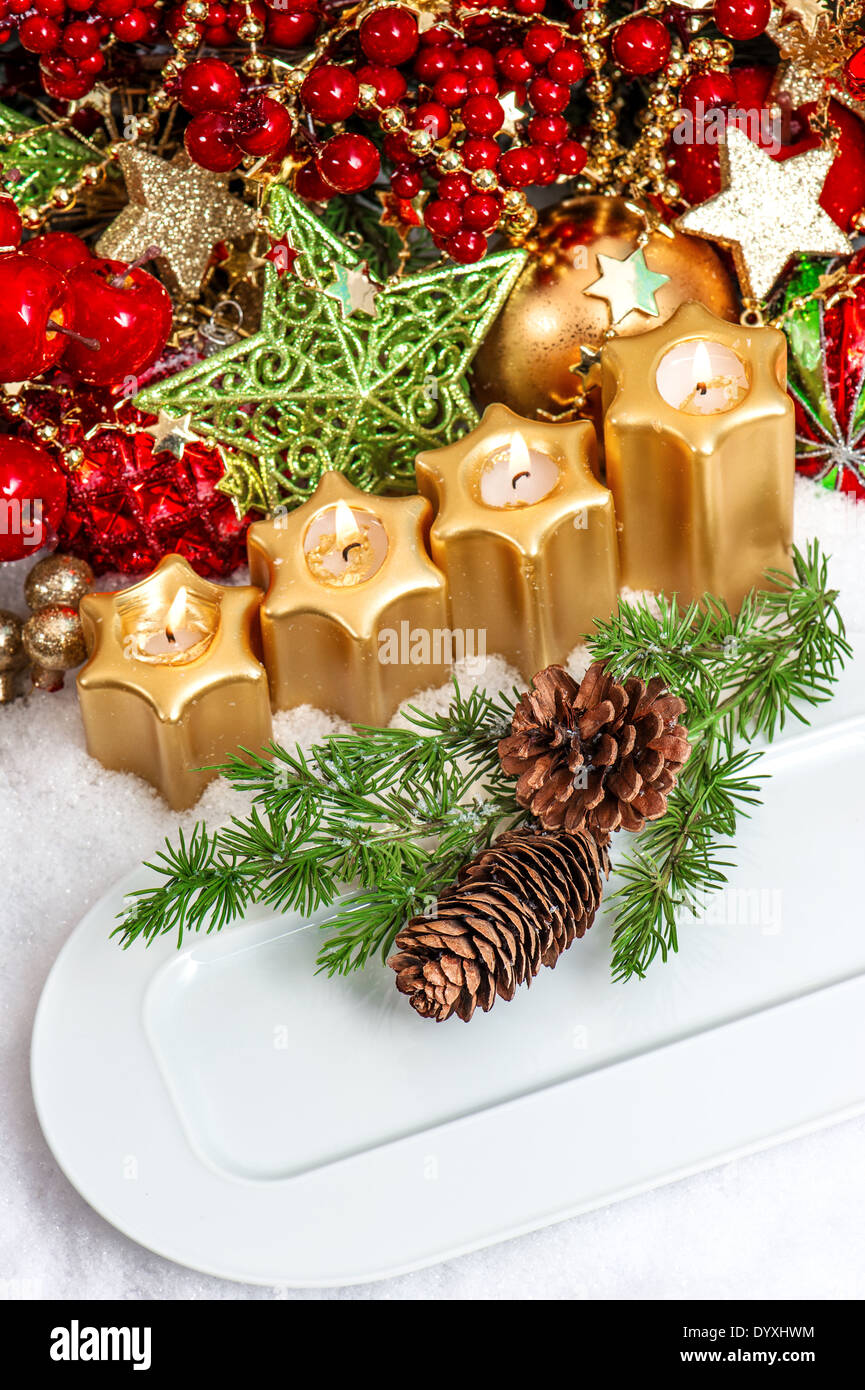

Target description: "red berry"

left=513, top=0, right=545, bottom=12
left=462, top=94, right=504, bottom=136
left=612, top=16, right=671, bottom=77
left=295, top=160, right=336, bottom=202
left=434, top=69, right=469, bottom=107
left=680, top=71, right=736, bottom=113
left=497, top=45, right=533, bottom=84
left=359, top=4, right=418, bottom=67
left=0, top=196, right=22, bottom=249
left=468, top=76, right=499, bottom=97
left=424, top=198, right=462, bottom=238
left=533, top=144, right=557, bottom=184
left=437, top=172, right=471, bottom=201
left=40, top=54, right=94, bottom=100
left=317, top=132, right=380, bottom=193
left=302, top=63, right=359, bottom=122
left=413, top=101, right=450, bottom=140
left=184, top=112, right=243, bottom=172
left=266, top=7, right=318, bottom=47
left=557, top=139, right=587, bottom=177
left=458, top=45, right=495, bottom=77
left=713, top=0, right=771, bottom=40
left=462, top=192, right=500, bottom=231
left=547, top=45, right=584, bottom=85
left=413, top=44, right=455, bottom=83
left=234, top=96, right=293, bottom=156
left=62, top=19, right=100, bottom=54
left=34, top=0, right=66, bottom=15
left=499, top=145, right=539, bottom=186
left=524, top=23, right=561, bottom=65
left=446, top=228, right=486, bottom=263
left=528, top=113, right=568, bottom=144
left=179, top=58, right=241, bottom=113
left=356, top=63, right=406, bottom=107
left=461, top=136, right=500, bottom=170
left=529, top=75, right=569, bottom=114
left=112, top=8, right=148, bottom=39
left=19, top=15, right=61, bottom=52
left=391, top=165, right=422, bottom=198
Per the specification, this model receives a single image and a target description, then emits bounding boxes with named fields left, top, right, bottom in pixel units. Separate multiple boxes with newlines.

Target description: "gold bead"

left=502, top=188, right=527, bottom=212
left=651, top=91, right=677, bottom=112
left=243, top=54, right=269, bottom=78
left=587, top=76, right=613, bottom=102
left=237, top=18, right=264, bottom=40
left=407, top=128, right=433, bottom=155
left=282, top=67, right=304, bottom=93
left=174, top=25, right=201, bottom=48
left=50, top=187, right=74, bottom=209
left=663, top=179, right=681, bottom=202
left=643, top=123, right=665, bottom=146
left=150, top=90, right=174, bottom=111
left=582, top=9, right=605, bottom=31
left=471, top=166, right=498, bottom=192
left=688, top=37, right=713, bottom=63
left=380, top=106, right=406, bottom=132
left=80, top=164, right=102, bottom=186
left=162, top=57, right=187, bottom=80
left=135, top=112, right=159, bottom=134
left=23, top=606, right=87, bottom=689
left=437, top=149, right=463, bottom=174
left=357, top=82, right=378, bottom=108
left=645, top=0, right=665, bottom=10
left=646, top=153, right=666, bottom=176
left=590, top=108, right=616, bottom=132
left=36, top=423, right=59, bottom=442
left=64, top=446, right=85, bottom=470
left=712, top=39, right=734, bottom=66
left=583, top=43, right=606, bottom=70
left=183, top=0, right=208, bottom=19
left=4, top=398, right=25, bottom=417
left=666, top=60, right=687, bottom=83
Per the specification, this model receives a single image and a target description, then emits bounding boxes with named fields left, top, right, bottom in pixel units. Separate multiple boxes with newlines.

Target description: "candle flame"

left=164, top=586, right=188, bottom=643
left=508, top=432, right=531, bottom=483
left=333, top=499, right=362, bottom=551
left=692, top=340, right=712, bottom=389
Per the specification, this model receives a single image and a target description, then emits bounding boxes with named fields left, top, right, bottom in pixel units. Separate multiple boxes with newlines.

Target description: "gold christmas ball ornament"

left=25, top=554, right=94, bottom=613
left=22, top=605, right=87, bottom=692
left=472, top=196, right=739, bottom=420
left=0, top=609, right=25, bottom=703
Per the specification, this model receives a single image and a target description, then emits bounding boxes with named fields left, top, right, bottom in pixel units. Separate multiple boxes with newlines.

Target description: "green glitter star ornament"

left=135, top=186, right=527, bottom=514
left=0, top=103, right=90, bottom=209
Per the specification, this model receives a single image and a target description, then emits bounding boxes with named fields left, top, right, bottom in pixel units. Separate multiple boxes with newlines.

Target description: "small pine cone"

left=498, top=661, right=691, bottom=836
left=388, top=828, right=609, bottom=1023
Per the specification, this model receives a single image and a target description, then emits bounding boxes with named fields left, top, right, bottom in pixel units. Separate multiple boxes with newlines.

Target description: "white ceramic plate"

left=31, top=661, right=865, bottom=1287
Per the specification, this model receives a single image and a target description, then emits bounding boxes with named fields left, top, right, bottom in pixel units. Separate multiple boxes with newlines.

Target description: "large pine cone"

left=388, top=828, right=609, bottom=1023
left=498, top=662, right=690, bottom=836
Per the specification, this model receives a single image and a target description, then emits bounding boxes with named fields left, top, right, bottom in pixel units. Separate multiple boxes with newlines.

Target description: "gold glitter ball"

left=25, top=554, right=94, bottom=612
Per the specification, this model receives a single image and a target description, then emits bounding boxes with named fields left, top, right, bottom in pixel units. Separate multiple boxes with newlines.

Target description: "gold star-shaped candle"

left=677, top=126, right=851, bottom=302
left=246, top=473, right=450, bottom=727
left=415, top=405, right=618, bottom=680
left=601, top=302, right=795, bottom=610
left=77, top=555, right=272, bottom=810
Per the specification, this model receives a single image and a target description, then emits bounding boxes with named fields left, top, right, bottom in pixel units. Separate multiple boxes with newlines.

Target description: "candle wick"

left=341, top=541, right=362, bottom=561
left=697, top=383, right=708, bottom=396
left=511, top=470, right=531, bottom=487
left=166, top=629, right=177, bottom=645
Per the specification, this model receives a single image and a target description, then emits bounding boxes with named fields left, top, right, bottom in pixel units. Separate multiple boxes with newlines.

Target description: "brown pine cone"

left=388, top=828, right=609, bottom=1023
left=498, top=662, right=690, bottom=836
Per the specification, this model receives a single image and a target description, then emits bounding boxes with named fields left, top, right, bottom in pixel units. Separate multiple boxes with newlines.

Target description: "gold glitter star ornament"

left=96, top=146, right=257, bottom=301
left=135, top=186, right=526, bottom=514
left=677, top=126, right=852, bottom=302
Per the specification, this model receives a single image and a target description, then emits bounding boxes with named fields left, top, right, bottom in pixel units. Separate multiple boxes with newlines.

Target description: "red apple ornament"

left=0, top=251, right=76, bottom=383
left=61, top=257, right=173, bottom=386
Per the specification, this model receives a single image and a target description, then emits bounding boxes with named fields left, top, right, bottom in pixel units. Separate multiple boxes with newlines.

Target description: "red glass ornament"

left=0, top=437, right=67, bottom=562
left=359, top=4, right=418, bottom=67
left=316, top=132, right=380, bottom=193
left=680, top=71, right=736, bottom=113
left=57, top=428, right=251, bottom=577
left=301, top=63, right=359, bottom=122
left=0, top=195, right=22, bottom=249
left=713, top=0, right=771, bottom=41
left=61, top=258, right=173, bottom=386
left=0, top=252, right=75, bottom=382
left=612, top=16, right=671, bottom=76
left=184, top=112, right=242, bottom=172
left=21, top=231, right=92, bottom=274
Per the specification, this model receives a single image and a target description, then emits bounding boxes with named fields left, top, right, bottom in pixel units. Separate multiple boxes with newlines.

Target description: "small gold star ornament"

left=677, top=126, right=852, bottom=302
left=96, top=146, right=258, bottom=301
left=584, top=247, right=670, bottom=324
left=144, top=409, right=199, bottom=459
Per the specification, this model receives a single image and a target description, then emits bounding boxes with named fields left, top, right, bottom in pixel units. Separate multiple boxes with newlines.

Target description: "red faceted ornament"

left=58, top=428, right=253, bottom=577
left=0, top=436, right=67, bottom=562
left=61, top=258, right=173, bottom=387
left=0, top=251, right=75, bottom=383
left=845, top=45, right=865, bottom=102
